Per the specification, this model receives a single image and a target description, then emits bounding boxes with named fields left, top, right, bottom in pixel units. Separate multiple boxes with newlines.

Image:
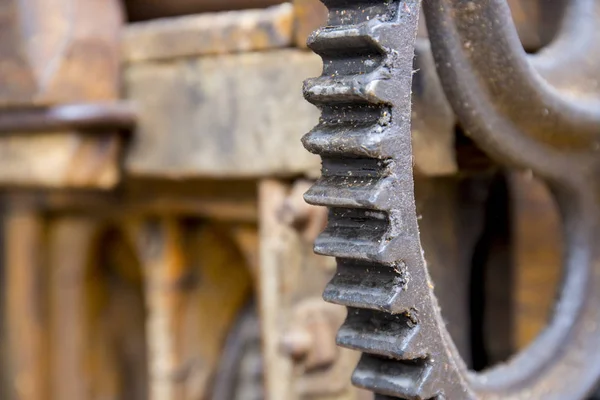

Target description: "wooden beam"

left=125, top=50, right=322, bottom=179
left=258, top=180, right=364, bottom=399
left=0, top=132, right=121, bottom=189
left=125, top=46, right=457, bottom=178
left=47, top=217, right=102, bottom=400
left=125, top=0, right=285, bottom=21
left=258, top=180, right=294, bottom=398
left=4, top=206, right=48, bottom=400
left=0, top=0, right=123, bottom=106
left=293, top=0, right=327, bottom=49
left=126, top=218, right=252, bottom=399
left=123, top=4, right=293, bottom=62
left=510, top=173, right=562, bottom=349
left=2, top=178, right=258, bottom=221
left=129, top=217, right=188, bottom=400
left=0, top=0, right=125, bottom=188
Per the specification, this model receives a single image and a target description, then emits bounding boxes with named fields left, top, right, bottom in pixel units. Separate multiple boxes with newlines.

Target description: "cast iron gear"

left=303, top=1, right=600, bottom=399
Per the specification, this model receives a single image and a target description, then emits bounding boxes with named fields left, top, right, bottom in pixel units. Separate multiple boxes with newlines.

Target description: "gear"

left=303, top=1, right=600, bottom=399
left=303, top=1, right=468, bottom=398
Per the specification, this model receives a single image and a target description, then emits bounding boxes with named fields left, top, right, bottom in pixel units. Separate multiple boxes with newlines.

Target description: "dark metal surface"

left=303, top=0, right=600, bottom=399
left=0, top=103, right=137, bottom=134
left=424, top=0, right=600, bottom=397
left=303, top=1, right=468, bottom=398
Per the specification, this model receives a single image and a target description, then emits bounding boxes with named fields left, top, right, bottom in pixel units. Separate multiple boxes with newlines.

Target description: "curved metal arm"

left=467, top=180, right=600, bottom=399
left=425, top=0, right=600, bottom=398
left=424, top=0, right=600, bottom=183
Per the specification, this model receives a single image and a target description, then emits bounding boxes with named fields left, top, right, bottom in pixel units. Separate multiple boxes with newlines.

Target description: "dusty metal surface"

left=303, top=0, right=600, bottom=399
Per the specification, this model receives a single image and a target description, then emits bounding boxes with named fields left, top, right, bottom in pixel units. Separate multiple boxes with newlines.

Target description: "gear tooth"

left=338, top=308, right=427, bottom=360
left=304, top=154, right=397, bottom=210
left=352, top=355, right=436, bottom=400
left=323, top=259, right=413, bottom=312
left=314, top=209, right=388, bottom=261
left=304, top=175, right=392, bottom=209
left=304, top=72, right=396, bottom=105
left=302, top=124, right=394, bottom=159
left=308, top=22, right=384, bottom=56
left=319, top=0, right=403, bottom=26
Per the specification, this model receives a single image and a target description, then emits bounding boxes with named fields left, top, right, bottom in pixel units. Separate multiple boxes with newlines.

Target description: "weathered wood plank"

left=97, top=229, right=148, bottom=400
left=123, top=4, right=293, bottom=62
left=0, top=0, right=122, bottom=106
left=126, top=219, right=252, bottom=400
left=258, top=180, right=294, bottom=398
left=2, top=179, right=258, bottom=222
left=129, top=218, right=189, bottom=400
left=4, top=206, right=48, bottom=400
left=0, top=132, right=121, bottom=188
left=47, top=217, right=102, bottom=400
left=293, top=0, right=327, bottom=49
left=258, top=180, right=365, bottom=400
left=125, top=50, right=323, bottom=178
left=510, top=173, right=562, bottom=349
left=125, top=0, right=285, bottom=21
left=0, top=0, right=125, bottom=188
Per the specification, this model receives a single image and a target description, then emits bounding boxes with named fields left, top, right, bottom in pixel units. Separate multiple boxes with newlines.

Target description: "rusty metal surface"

left=303, top=0, right=600, bottom=399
